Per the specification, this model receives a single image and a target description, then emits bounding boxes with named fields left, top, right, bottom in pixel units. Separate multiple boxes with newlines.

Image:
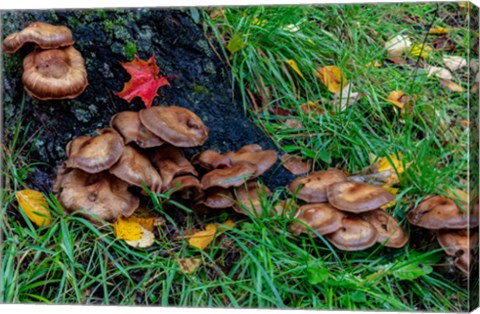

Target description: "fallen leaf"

left=114, top=215, right=143, bottom=241
left=443, top=55, right=467, bottom=71
left=428, top=26, right=449, bottom=35
left=252, top=18, right=267, bottom=26
left=177, top=258, right=202, bottom=274
left=286, top=59, right=305, bottom=79
left=15, top=189, right=51, bottom=227
left=227, top=34, right=246, bottom=55
left=387, top=90, right=407, bottom=109
left=427, top=66, right=453, bottom=80
left=367, top=61, right=382, bottom=68
left=385, top=35, right=412, bottom=56
left=188, top=224, right=218, bottom=250
left=446, top=188, right=468, bottom=204
left=283, top=24, right=300, bottom=32
left=284, top=118, right=303, bottom=129
left=441, top=80, right=465, bottom=92
left=281, top=154, right=312, bottom=175
left=410, top=44, right=432, bottom=58
left=125, top=226, right=155, bottom=248
left=116, top=54, right=171, bottom=109
left=381, top=186, right=399, bottom=209
left=373, top=154, right=406, bottom=185
left=333, top=83, right=360, bottom=110
left=209, top=8, right=224, bottom=19
left=314, top=65, right=347, bottom=93
left=386, top=57, right=406, bottom=65
left=217, top=219, right=236, bottom=233
left=300, top=100, right=324, bottom=114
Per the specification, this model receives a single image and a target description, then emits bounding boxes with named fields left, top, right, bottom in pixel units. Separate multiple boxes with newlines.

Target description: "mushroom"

left=191, top=149, right=231, bottom=171
left=65, top=128, right=124, bottom=174
left=54, top=167, right=139, bottom=222
left=225, top=148, right=278, bottom=177
left=167, top=175, right=202, bottom=200
left=22, top=46, right=88, bottom=100
left=326, top=216, right=378, bottom=251
left=281, top=154, right=312, bottom=175
left=232, top=181, right=272, bottom=216
left=437, top=229, right=478, bottom=274
left=237, top=144, right=263, bottom=153
left=326, top=181, right=395, bottom=213
left=201, top=187, right=234, bottom=209
left=288, top=203, right=345, bottom=236
left=288, top=169, right=347, bottom=203
left=360, top=209, right=408, bottom=248
left=201, top=161, right=257, bottom=189
left=406, top=195, right=470, bottom=229
left=2, top=21, right=74, bottom=54
left=109, top=145, right=163, bottom=194
left=139, top=106, right=208, bottom=147
left=150, top=145, right=198, bottom=188
left=110, top=111, right=164, bottom=148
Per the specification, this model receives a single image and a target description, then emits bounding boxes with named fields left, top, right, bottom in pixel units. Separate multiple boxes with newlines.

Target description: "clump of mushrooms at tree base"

left=3, top=22, right=477, bottom=276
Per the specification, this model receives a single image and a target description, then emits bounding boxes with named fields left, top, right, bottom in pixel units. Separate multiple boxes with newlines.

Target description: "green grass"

left=1, top=2, right=476, bottom=311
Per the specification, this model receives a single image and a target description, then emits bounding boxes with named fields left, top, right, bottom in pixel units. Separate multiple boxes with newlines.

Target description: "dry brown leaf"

left=314, top=65, right=347, bottom=93
left=385, top=35, right=412, bottom=56
left=281, top=154, right=312, bottom=175
left=284, top=119, right=303, bottom=129
left=177, top=258, right=202, bottom=274
left=15, top=190, right=51, bottom=227
left=333, top=83, right=360, bottom=110
left=427, top=66, right=453, bottom=80
left=441, top=80, right=465, bottom=92
left=188, top=224, right=217, bottom=250
left=443, top=56, right=467, bottom=71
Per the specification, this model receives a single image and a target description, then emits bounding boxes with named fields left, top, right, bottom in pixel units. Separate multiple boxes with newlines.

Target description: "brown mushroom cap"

left=150, top=145, right=198, bottom=189
left=65, top=135, right=92, bottom=157
left=54, top=167, right=139, bottom=222
left=288, top=169, right=347, bottom=203
left=225, top=149, right=278, bottom=177
left=191, top=149, right=232, bottom=171
left=288, top=203, right=345, bottom=236
left=327, top=181, right=395, bottom=213
left=202, top=187, right=234, bottom=209
left=237, top=144, right=263, bottom=153
left=22, top=46, right=88, bottom=100
left=406, top=195, right=470, bottom=229
left=360, top=209, right=408, bottom=248
left=109, top=145, right=163, bottom=194
left=110, top=111, right=164, bottom=148
left=281, top=154, right=312, bottom=175
left=326, top=216, right=378, bottom=251
left=168, top=175, right=203, bottom=200
left=201, top=161, right=257, bottom=189
left=139, top=106, right=208, bottom=147
left=232, top=181, right=272, bottom=216
left=65, top=128, right=124, bottom=174
left=2, top=21, right=74, bottom=54
left=437, top=230, right=478, bottom=274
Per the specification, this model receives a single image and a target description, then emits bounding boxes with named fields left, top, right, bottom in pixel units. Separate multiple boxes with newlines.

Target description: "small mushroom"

left=191, top=149, right=231, bottom=171
left=406, top=195, right=470, bottom=229
left=65, top=128, right=124, bottom=174
left=437, top=229, right=478, bottom=274
left=201, top=161, right=257, bottom=189
left=237, top=144, right=262, bottom=153
left=225, top=149, right=278, bottom=177
left=202, top=187, right=234, bottom=209
left=22, top=46, right=88, bottom=100
left=326, top=216, right=378, bottom=251
left=150, top=145, right=198, bottom=188
left=2, top=21, right=74, bottom=54
left=54, top=167, right=139, bottom=222
left=360, top=209, right=408, bottom=248
left=281, top=154, right=312, bottom=175
left=167, top=175, right=203, bottom=200
left=327, top=181, right=395, bottom=213
left=288, top=203, right=345, bottom=236
left=288, top=169, right=347, bottom=203
left=232, top=181, right=272, bottom=216
left=109, top=145, right=163, bottom=194
left=139, top=106, right=208, bottom=147
left=110, top=111, right=164, bottom=148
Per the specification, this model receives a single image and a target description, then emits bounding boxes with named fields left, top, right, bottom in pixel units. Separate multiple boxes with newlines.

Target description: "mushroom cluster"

left=287, top=169, right=408, bottom=251
left=54, top=106, right=208, bottom=222
left=2, top=21, right=88, bottom=100
left=407, top=195, right=479, bottom=274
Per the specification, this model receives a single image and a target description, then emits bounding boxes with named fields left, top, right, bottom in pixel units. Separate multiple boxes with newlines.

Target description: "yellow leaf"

left=286, top=59, right=305, bottom=79
left=428, top=26, right=449, bottom=35
left=373, top=154, right=409, bottom=186
left=177, top=258, right=202, bottom=274
left=381, top=186, right=399, bottom=209
left=252, top=18, right=267, bottom=26
left=367, top=60, right=382, bottom=68
left=410, top=44, right=432, bottom=58
left=188, top=224, right=218, bottom=250
left=387, top=90, right=407, bottom=109
left=218, top=219, right=236, bottom=233
left=314, top=65, right=347, bottom=93
left=227, top=34, right=246, bottom=55
left=441, top=80, right=465, bottom=92
left=125, top=226, right=155, bottom=248
left=114, top=215, right=143, bottom=241
left=446, top=188, right=468, bottom=204
left=15, top=189, right=51, bottom=227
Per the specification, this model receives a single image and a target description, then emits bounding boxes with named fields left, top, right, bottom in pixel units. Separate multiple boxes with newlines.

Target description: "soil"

left=1, top=8, right=296, bottom=194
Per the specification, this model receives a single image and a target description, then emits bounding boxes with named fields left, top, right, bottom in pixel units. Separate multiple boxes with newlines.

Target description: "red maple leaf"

left=116, top=53, right=172, bottom=108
